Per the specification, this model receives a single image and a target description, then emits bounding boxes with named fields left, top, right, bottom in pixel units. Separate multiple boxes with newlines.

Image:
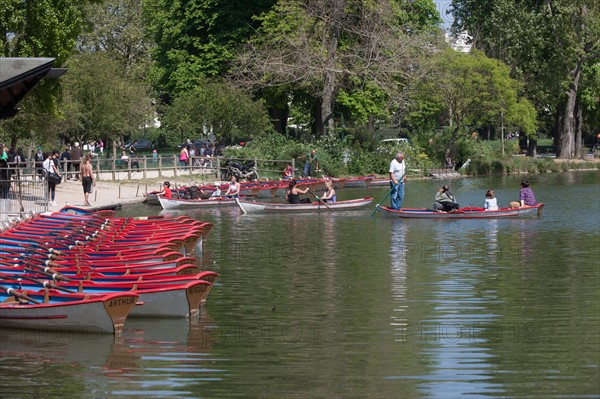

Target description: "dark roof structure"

left=0, top=57, right=66, bottom=120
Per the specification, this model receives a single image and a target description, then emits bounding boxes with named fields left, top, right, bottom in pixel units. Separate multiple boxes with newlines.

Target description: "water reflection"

left=0, top=312, right=225, bottom=398
left=389, top=221, right=408, bottom=342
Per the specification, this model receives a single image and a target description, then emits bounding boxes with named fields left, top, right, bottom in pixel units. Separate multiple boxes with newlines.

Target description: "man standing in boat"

left=389, top=152, right=406, bottom=210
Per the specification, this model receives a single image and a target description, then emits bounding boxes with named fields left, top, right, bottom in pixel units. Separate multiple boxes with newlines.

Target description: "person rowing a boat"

left=320, top=180, right=336, bottom=203
left=433, top=185, right=460, bottom=212
left=223, top=175, right=240, bottom=198
left=286, top=180, right=311, bottom=204
left=389, top=152, right=406, bottom=210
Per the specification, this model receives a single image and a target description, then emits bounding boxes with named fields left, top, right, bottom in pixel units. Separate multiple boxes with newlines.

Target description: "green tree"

left=143, top=0, right=276, bottom=98
left=0, top=0, right=94, bottom=149
left=161, top=80, right=272, bottom=145
left=77, top=0, right=152, bottom=78
left=58, top=52, right=153, bottom=157
left=406, top=49, right=537, bottom=160
left=451, top=0, right=600, bottom=158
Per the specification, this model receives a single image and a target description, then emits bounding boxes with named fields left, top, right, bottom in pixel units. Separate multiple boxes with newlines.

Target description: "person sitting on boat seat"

left=211, top=182, right=222, bottom=197
left=223, top=175, right=240, bottom=198
left=433, top=185, right=460, bottom=212
left=484, top=189, right=498, bottom=211
left=320, top=180, right=336, bottom=203
left=158, top=181, right=172, bottom=199
left=286, top=180, right=311, bottom=204
left=510, top=180, right=536, bottom=208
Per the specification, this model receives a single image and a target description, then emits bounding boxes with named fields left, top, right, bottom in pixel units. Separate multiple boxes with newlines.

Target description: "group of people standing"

left=388, top=151, right=537, bottom=212
left=40, top=147, right=95, bottom=206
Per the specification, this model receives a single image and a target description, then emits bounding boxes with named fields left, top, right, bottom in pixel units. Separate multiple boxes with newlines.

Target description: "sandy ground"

left=47, top=179, right=156, bottom=211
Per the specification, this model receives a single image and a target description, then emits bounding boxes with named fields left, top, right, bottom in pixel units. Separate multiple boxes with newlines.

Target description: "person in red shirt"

left=159, top=181, right=172, bottom=198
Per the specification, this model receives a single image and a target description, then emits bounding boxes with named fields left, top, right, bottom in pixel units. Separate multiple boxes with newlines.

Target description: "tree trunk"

left=268, top=106, right=289, bottom=134
left=367, top=115, right=375, bottom=132
left=557, top=59, right=583, bottom=159
left=312, top=99, right=324, bottom=137
left=320, top=0, right=344, bottom=138
left=575, top=97, right=583, bottom=159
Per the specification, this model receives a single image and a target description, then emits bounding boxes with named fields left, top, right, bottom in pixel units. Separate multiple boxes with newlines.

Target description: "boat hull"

left=0, top=292, right=138, bottom=334
left=158, top=196, right=237, bottom=210
left=378, top=204, right=544, bottom=219
left=237, top=198, right=373, bottom=213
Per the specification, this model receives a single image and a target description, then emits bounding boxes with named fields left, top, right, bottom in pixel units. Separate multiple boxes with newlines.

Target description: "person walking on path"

left=43, top=150, right=61, bottom=206
left=389, top=152, right=406, bottom=210
left=80, top=155, right=96, bottom=206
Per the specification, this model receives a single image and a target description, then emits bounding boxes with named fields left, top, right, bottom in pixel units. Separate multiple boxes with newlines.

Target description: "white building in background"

left=444, top=31, right=472, bottom=53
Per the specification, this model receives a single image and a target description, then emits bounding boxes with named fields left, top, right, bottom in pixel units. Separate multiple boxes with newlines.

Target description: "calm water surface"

left=1, top=172, right=598, bottom=398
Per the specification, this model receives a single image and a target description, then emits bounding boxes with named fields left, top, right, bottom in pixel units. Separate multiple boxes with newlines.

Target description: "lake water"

left=1, top=171, right=598, bottom=398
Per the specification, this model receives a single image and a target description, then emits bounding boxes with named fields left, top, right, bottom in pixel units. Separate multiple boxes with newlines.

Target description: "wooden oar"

left=0, top=284, right=41, bottom=304
left=308, top=189, right=333, bottom=213
left=235, top=198, right=247, bottom=214
left=1, top=273, right=76, bottom=294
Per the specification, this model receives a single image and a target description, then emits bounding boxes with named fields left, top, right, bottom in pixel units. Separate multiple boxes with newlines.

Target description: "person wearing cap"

left=211, top=182, right=222, bottom=197
left=71, top=142, right=83, bottom=180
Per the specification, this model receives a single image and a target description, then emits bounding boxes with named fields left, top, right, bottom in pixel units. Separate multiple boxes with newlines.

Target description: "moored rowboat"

left=158, top=195, right=237, bottom=210
left=0, top=290, right=139, bottom=334
left=377, top=204, right=544, bottom=219
left=236, top=197, right=374, bottom=213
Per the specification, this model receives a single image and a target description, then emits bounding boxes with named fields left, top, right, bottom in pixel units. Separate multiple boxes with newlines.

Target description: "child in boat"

left=321, top=181, right=336, bottom=203
left=158, top=181, right=172, bottom=198
left=484, top=189, right=498, bottom=211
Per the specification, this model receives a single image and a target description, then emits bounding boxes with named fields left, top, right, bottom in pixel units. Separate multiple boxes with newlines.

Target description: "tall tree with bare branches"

left=230, top=0, right=440, bottom=137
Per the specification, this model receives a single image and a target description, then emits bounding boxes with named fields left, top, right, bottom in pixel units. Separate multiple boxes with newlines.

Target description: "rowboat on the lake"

left=377, top=204, right=544, bottom=219
left=0, top=276, right=213, bottom=318
left=158, top=195, right=238, bottom=210
left=236, top=197, right=374, bottom=213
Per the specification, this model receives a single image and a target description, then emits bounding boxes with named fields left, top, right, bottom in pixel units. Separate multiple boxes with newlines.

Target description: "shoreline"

left=46, top=166, right=599, bottom=212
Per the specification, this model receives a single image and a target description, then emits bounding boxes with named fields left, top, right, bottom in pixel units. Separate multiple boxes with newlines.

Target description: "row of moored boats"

left=0, top=211, right=217, bottom=335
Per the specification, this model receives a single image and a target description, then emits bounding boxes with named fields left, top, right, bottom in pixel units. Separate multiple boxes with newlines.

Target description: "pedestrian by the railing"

left=43, top=150, right=61, bottom=206
left=60, top=146, right=72, bottom=180
left=34, top=147, right=45, bottom=180
left=71, top=142, right=83, bottom=180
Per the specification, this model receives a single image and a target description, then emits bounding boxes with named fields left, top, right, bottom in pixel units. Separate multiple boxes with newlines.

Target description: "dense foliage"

left=1, top=0, right=597, bottom=173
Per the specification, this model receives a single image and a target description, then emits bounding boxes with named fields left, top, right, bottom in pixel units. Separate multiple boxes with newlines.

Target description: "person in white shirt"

left=43, top=150, right=61, bottom=206
left=484, top=189, right=499, bottom=211
left=388, top=152, right=406, bottom=210
left=211, top=183, right=222, bottom=197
